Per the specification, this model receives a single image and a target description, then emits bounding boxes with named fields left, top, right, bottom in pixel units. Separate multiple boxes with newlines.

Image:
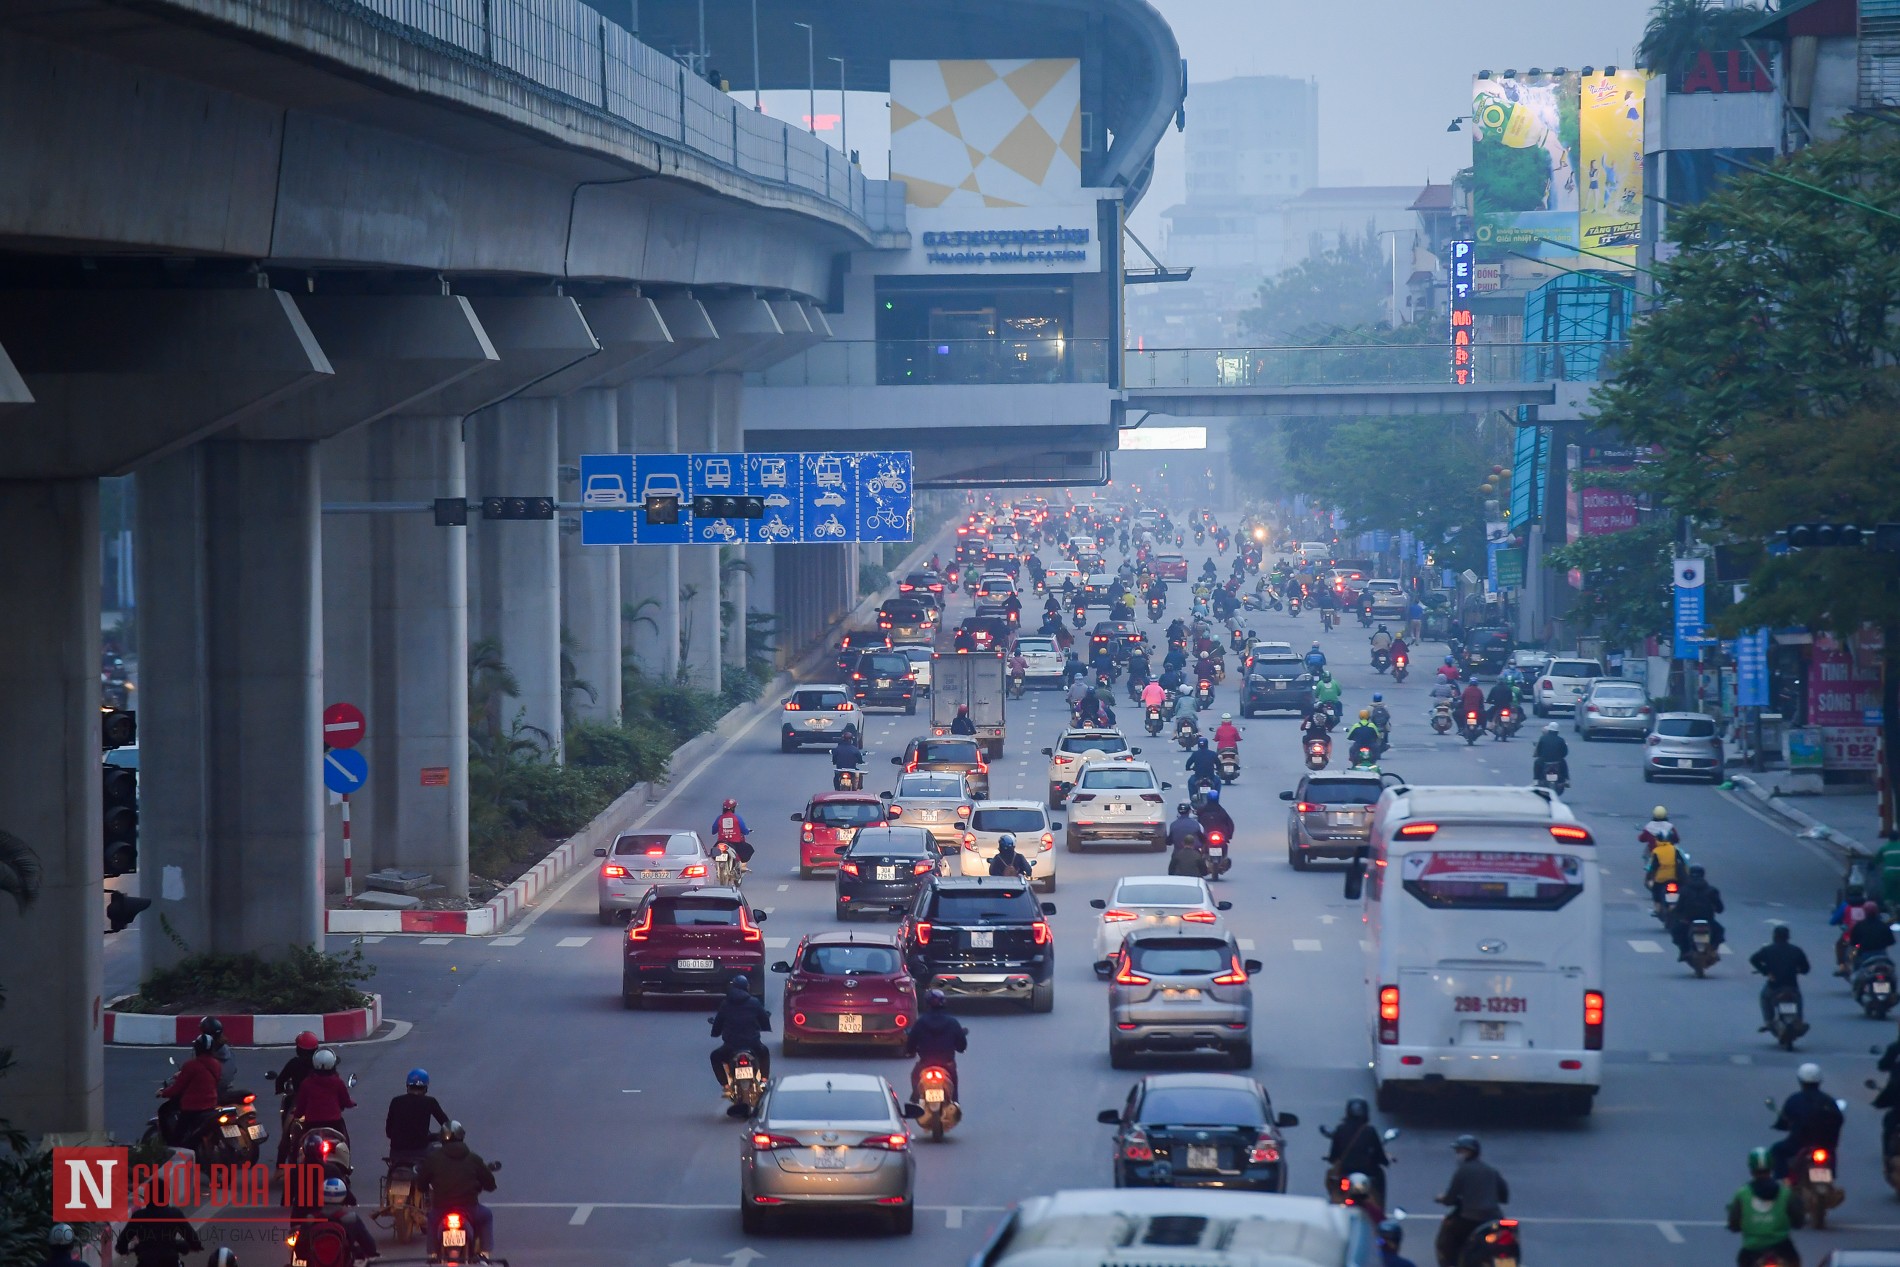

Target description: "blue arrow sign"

left=323, top=747, right=369, bottom=795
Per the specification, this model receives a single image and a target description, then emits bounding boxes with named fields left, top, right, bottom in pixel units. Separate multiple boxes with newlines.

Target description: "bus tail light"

left=1378, top=985, right=1400, bottom=1044
left=1584, top=990, right=1604, bottom=1049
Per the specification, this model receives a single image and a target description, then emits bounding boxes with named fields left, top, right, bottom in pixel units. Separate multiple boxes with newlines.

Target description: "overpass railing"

left=328, top=0, right=885, bottom=226
left=1124, top=341, right=1627, bottom=389
left=755, top=339, right=1114, bottom=387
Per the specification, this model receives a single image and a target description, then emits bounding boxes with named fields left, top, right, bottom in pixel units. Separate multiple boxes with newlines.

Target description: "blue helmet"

left=1203, top=785, right=1220, bottom=803
left=406, top=1068, right=430, bottom=1089
left=1372, top=693, right=1383, bottom=703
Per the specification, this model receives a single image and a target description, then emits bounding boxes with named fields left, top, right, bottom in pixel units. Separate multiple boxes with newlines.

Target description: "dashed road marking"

left=1649, top=1051, right=1669, bottom=1063
left=492, top=936, right=525, bottom=947
left=357, top=936, right=385, bottom=944
left=556, top=936, right=591, bottom=948
left=569, top=1206, right=593, bottom=1226
left=776, top=884, right=789, bottom=892
left=1293, top=939, right=1322, bottom=952
left=945, top=1207, right=964, bottom=1229
left=1656, top=1222, right=1683, bottom=1244
left=1628, top=940, right=1664, bottom=954
left=419, top=936, right=453, bottom=945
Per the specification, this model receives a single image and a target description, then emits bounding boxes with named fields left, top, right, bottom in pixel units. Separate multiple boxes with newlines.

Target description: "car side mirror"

left=1344, top=855, right=1366, bottom=901
left=1276, top=1112, right=1299, bottom=1128
left=879, top=791, right=895, bottom=800
left=593, top=847, right=608, bottom=857
left=1041, top=902, right=1058, bottom=916
left=1161, top=781, right=1173, bottom=790
left=903, top=1102, right=926, bottom=1120
left=1245, top=959, right=1263, bottom=973
left=1050, top=821, right=1064, bottom=831
left=1217, top=901, right=1233, bottom=911
left=1279, top=790, right=1295, bottom=801
left=890, top=756, right=902, bottom=765
left=1039, top=747, right=1052, bottom=756
left=1089, top=898, right=1106, bottom=909
left=770, top=961, right=792, bottom=973
left=751, top=910, right=768, bottom=922
left=789, top=812, right=803, bottom=821
left=780, top=699, right=789, bottom=706
left=1096, top=1109, right=1121, bottom=1125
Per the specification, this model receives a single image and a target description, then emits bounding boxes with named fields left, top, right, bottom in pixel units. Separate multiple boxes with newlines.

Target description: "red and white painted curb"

left=105, top=995, right=383, bottom=1046
left=323, top=832, right=591, bottom=936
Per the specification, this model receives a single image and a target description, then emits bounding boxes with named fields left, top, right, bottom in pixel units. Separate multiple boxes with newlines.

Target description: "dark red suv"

left=621, top=885, right=768, bottom=1009
left=791, top=793, right=887, bottom=878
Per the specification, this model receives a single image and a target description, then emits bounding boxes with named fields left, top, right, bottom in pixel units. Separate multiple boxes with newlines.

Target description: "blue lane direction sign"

left=323, top=747, right=369, bottom=795
left=802, top=451, right=859, bottom=542
left=857, top=451, right=913, bottom=542
left=688, top=454, right=743, bottom=545
left=579, top=453, right=636, bottom=545
left=746, top=451, right=802, bottom=544
left=634, top=453, right=693, bottom=544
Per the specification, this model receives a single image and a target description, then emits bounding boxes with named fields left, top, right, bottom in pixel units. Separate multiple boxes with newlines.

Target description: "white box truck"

left=931, top=651, right=1007, bottom=758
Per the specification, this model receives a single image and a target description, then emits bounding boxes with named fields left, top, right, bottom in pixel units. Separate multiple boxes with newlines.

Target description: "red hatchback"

left=790, top=793, right=888, bottom=878
left=770, top=931, right=917, bottom=1055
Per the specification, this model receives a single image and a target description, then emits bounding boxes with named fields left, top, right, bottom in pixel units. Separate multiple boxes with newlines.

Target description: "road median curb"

left=104, top=995, right=383, bottom=1045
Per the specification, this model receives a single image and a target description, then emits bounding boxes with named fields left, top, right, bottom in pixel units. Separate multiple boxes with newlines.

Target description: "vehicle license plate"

left=1677, top=759, right=1694, bottom=768
left=248, top=1124, right=265, bottom=1139
left=1329, top=811, right=1355, bottom=826
left=678, top=958, right=715, bottom=970
left=923, top=1088, right=945, bottom=1104
left=1810, top=1167, right=1833, bottom=1184
left=1107, top=803, right=1130, bottom=814
left=876, top=865, right=898, bottom=881
left=1185, top=1144, right=1219, bottom=1170
left=1162, top=988, right=1202, bottom=1000
left=733, top=1065, right=756, bottom=1081
left=221, top=1124, right=241, bottom=1138
left=877, top=678, right=892, bottom=687
left=814, top=1147, right=847, bottom=1170
left=441, top=1231, right=467, bottom=1248
left=1479, top=1022, right=1507, bottom=1041
left=837, top=1014, right=863, bottom=1033
left=1778, top=1002, right=1800, bottom=1016
left=1878, top=982, right=1893, bottom=995
left=970, top=929, right=994, bottom=949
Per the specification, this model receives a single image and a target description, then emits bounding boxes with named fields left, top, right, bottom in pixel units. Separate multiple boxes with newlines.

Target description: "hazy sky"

left=1130, top=0, right=1657, bottom=240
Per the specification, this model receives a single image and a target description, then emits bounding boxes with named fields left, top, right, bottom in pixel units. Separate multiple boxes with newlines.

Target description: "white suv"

left=1064, top=760, right=1171, bottom=851
left=1533, top=658, right=1606, bottom=716
left=779, top=684, right=861, bottom=751
left=957, top=800, right=1060, bottom=890
left=1015, top=635, right=1066, bottom=687
left=1043, top=728, right=1141, bottom=807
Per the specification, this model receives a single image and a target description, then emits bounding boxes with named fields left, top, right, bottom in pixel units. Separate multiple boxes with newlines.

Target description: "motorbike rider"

left=1640, top=805, right=1681, bottom=858
left=951, top=704, right=978, bottom=736
left=1368, top=694, right=1391, bottom=742
left=415, top=1122, right=497, bottom=1255
left=1346, top=711, right=1383, bottom=766
left=1484, top=677, right=1517, bottom=727
left=1770, top=1063, right=1844, bottom=1180
left=1646, top=818, right=1684, bottom=908
left=318, top=1175, right=379, bottom=1262
left=1313, top=669, right=1343, bottom=719
left=1369, top=624, right=1394, bottom=654
left=292, top=1047, right=355, bottom=1143
left=1377, top=1220, right=1418, bottom=1267
left=1533, top=723, right=1570, bottom=785
left=198, top=1016, right=238, bottom=1100
left=385, top=1068, right=451, bottom=1166
left=1389, top=633, right=1411, bottom=668
left=1750, top=925, right=1812, bottom=1035
left=1457, top=679, right=1486, bottom=729
left=952, top=625, right=977, bottom=652
left=1851, top=899, right=1897, bottom=971
left=1126, top=645, right=1152, bottom=687
left=273, top=1031, right=322, bottom=1163
left=904, top=989, right=968, bottom=1101
left=1326, top=1098, right=1392, bottom=1204
left=1166, top=804, right=1210, bottom=877
left=115, top=1189, right=203, bottom=1267
left=1305, top=642, right=1327, bottom=674
left=1671, top=865, right=1727, bottom=958
left=712, top=798, right=754, bottom=865
left=1171, top=683, right=1199, bottom=724
left=1140, top=678, right=1167, bottom=712
left=158, top=1033, right=224, bottom=1148
left=1728, top=1146, right=1805, bottom=1267
left=988, top=835, right=1035, bottom=880
left=1185, top=738, right=1222, bottom=791
left=1302, top=710, right=1333, bottom=750
left=1436, top=655, right=1461, bottom=685
left=1195, top=785, right=1236, bottom=849
left=1007, top=649, right=1029, bottom=688
left=708, top=975, right=772, bottom=1089
left=1110, top=595, right=1135, bottom=622
left=41, top=1226, right=79, bottom=1267
left=1434, top=1134, right=1509, bottom=1267
left=1075, top=690, right=1110, bottom=729
left=830, top=730, right=865, bottom=775
left=1214, top=713, right=1242, bottom=754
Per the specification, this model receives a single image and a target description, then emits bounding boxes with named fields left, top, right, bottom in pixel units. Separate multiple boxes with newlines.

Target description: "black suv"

left=836, top=825, right=944, bottom=919
left=902, top=877, right=1056, bottom=1011
left=1241, top=656, right=1314, bottom=717
left=1462, top=625, right=1515, bottom=678
left=852, top=650, right=917, bottom=713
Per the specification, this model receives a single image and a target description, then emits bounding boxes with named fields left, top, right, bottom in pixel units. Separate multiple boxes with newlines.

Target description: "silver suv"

left=1107, top=929, right=1260, bottom=1069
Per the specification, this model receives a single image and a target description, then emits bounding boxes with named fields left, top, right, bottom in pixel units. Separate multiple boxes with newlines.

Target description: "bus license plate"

left=1185, top=1144, right=1219, bottom=1171
left=677, top=958, right=715, bottom=970
left=970, top=930, right=994, bottom=949
left=876, top=865, right=898, bottom=881
left=1479, top=1022, right=1507, bottom=1041
left=837, top=1014, right=863, bottom=1033
left=441, top=1231, right=467, bottom=1249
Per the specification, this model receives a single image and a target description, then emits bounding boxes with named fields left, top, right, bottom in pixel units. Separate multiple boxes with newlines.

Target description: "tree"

left=1240, top=230, right=1393, bottom=344
left=1546, top=514, right=1676, bottom=651
left=1639, top=0, right=1767, bottom=79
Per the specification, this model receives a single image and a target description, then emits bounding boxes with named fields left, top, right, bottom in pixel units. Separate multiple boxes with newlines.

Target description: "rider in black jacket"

left=904, top=990, right=968, bottom=1099
left=709, top=977, right=772, bottom=1088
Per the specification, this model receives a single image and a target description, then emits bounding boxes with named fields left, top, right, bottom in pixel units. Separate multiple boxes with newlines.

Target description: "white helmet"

left=312, top=1048, right=338, bottom=1071
left=49, top=1226, right=75, bottom=1248
left=1545, top=722, right=1560, bottom=732
left=1221, top=713, right=1232, bottom=721
left=1798, top=1062, right=1823, bottom=1085
left=1178, top=684, right=1193, bottom=695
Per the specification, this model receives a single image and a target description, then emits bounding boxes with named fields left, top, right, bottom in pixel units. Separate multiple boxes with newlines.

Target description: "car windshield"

left=803, top=944, right=900, bottom=976
left=1401, top=846, right=1588, bottom=911
left=920, top=741, right=982, bottom=764
left=651, top=898, right=742, bottom=925
left=1060, top=734, right=1129, bottom=755
left=1126, top=938, right=1232, bottom=975
left=765, top=1089, right=892, bottom=1124
left=1136, top=1087, right=1266, bottom=1127
left=1551, top=661, right=1603, bottom=678
left=845, top=831, right=932, bottom=858
left=863, top=654, right=910, bottom=675
left=899, top=775, right=965, bottom=798
left=1658, top=716, right=1718, bottom=738
left=929, top=890, right=1038, bottom=921
left=970, top=808, right=1046, bottom=833
left=1115, top=882, right=1201, bottom=906
left=791, top=690, right=848, bottom=710
left=1303, top=781, right=1382, bottom=806
left=614, top=833, right=699, bottom=856
left=809, top=801, right=884, bottom=827
left=1078, top=768, right=1156, bottom=790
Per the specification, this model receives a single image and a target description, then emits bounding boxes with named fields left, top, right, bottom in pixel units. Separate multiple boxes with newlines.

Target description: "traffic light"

left=434, top=497, right=469, bottom=527
left=691, top=495, right=765, bottom=520
left=101, top=706, right=136, bottom=751
left=103, top=764, right=138, bottom=876
left=481, top=497, right=555, bottom=520
left=643, top=493, right=681, bottom=526
left=1785, top=523, right=1863, bottom=548
left=106, top=889, right=151, bottom=933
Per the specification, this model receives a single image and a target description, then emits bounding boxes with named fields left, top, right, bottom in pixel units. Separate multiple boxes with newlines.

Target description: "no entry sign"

left=323, top=702, right=366, bottom=749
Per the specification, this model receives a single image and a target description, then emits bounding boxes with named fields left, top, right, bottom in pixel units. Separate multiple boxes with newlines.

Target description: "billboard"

left=1471, top=71, right=1646, bottom=264
left=891, top=60, right=1082, bottom=209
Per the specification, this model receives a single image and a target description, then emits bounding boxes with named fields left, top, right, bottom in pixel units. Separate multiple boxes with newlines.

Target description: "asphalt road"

left=106, top=542, right=1900, bottom=1267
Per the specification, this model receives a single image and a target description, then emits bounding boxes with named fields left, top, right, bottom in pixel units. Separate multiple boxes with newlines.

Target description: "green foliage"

left=1240, top=230, right=1393, bottom=343
left=1639, top=0, right=1767, bottom=75
left=120, top=943, right=375, bottom=1015
left=0, top=1147, right=118, bottom=1267
left=1585, top=121, right=1900, bottom=639
left=1472, top=135, right=1551, bottom=213
left=859, top=560, right=891, bottom=595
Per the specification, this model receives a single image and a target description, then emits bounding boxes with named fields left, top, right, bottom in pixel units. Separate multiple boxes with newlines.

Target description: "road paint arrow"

left=668, top=1252, right=763, bottom=1267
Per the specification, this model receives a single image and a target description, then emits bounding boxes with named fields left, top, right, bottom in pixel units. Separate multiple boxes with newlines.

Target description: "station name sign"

left=921, top=226, right=1091, bottom=266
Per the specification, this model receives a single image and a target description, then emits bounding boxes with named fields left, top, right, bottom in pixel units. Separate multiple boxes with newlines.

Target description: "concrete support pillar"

left=710, top=373, right=750, bottom=677
left=0, top=480, right=103, bottom=1135
left=470, top=399, right=563, bottom=758
left=139, top=440, right=324, bottom=968
left=674, top=376, right=722, bottom=694
left=619, top=379, right=679, bottom=681
left=558, top=388, right=622, bottom=723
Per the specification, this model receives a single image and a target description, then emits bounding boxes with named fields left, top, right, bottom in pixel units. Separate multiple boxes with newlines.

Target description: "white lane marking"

left=557, top=936, right=591, bottom=948
left=1730, top=1054, right=1753, bottom=1065
left=419, top=936, right=452, bottom=945
left=1293, top=939, right=1322, bottom=952
left=358, top=936, right=385, bottom=944
left=492, top=936, right=525, bottom=947
left=764, top=937, right=790, bottom=949
left=1656, top=1222, right=1683, bottom=1244
left=1628, top=940, right=1664, bottom=954
left=1238, top=938, right=1256, bottom=951
left=945, top=1207, right=964, bottom=1229
left=776, top=884, right=789, bottom=892
left=1359, top=939, right=1370, bottom=951
left=569, top=1206, right=593, bottom=1226
left=1318, top=914, right=1338, bottom=924
left=1649, top=1051, right=1669, bottom=1063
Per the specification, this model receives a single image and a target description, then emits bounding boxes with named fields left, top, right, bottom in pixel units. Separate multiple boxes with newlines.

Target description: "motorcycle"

left=1491, top=706, right=1519, bottom=741
left=1231, top=627, right=1247, bottom=653
left=1202, top=827, right=1234, bottom=879
left=1537, top=760, right=1570, bottom=797
left=1391, top=654, right=1409, bottom=684
left=1195, top=679, right=1215, bottom=711
left=377, top=1155, right=428, bottom=1244
left=1684, top=918, right=1721, bottom=978
left=1370, top=648, right=1391, bottom=675
left=1865, top=1067, right=1900, bottom=1195
left=1175, top=718, right=1199, bottom=750
left=1766, top=1096, right=1847, bottom=1228
left=1008, top=671, right=1026, bottom=699
left=1452, top=1218, right=1523, bottom=1267
left=1148, top=597, right=1165, bottom=623
left=429, top=1167, right=503, bottom=1266
left=1217, top=747, right=1241, bottom=784
left=1304, top=736, right=1331, bottom=771
left=1653, top=880, right=1681, bottom=924
left=713, top=841, right=745, bottom=888
left=285, top=1122, right=354, bottom=1219
left=1461, top=709, right=1485, bottom=746
left=724, top=1050, right=767, bottom=1116
left=1854, top=952, right=1899, bottom=1019
left=1429, top=701, right=1454, bottom=735
left=1072, top=606, right=1087, bottom=629
left=832, top=767, right=865, bottom=792
left=914, top=1064, right=962, bottom=1142
left=1144, top=705, right=1165, bottom=736
left=1316, top=700, right=1341, bottom=732
left=1289, top=596, right=1302, bottom=618
left=1318, top=1124, right=1399, bottom=1209
left=1763, top=984, right=1809, bottom=1051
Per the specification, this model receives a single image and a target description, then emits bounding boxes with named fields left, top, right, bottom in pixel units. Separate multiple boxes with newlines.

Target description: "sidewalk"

left=1730, top=767, right=1886, bottom=859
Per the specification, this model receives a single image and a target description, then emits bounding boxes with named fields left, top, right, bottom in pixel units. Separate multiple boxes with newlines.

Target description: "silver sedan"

left=1575, top=680, right=1654, bottom=739
left=739, top=1072, right=922, bottom=1235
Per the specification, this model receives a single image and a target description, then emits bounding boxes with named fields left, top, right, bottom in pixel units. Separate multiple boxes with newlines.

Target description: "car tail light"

left=912, top=861, right=935, bottom=876
left=1247, top=1133, right=1281, bottom=1164
left=783, top=702, right=801, bottom=711
left=1213, top=954, right=1249, bottom=985
left=836, top=703, right=854, bottom=712
left=913, top=921, right=931, bottom=945
left=802, top=823, right=815, bottom=841
left=840, top=862, right=859, bottom=876
left=791, top=1012, right=807, bottom=1027
left=750, top=1133, right=801, bottom=1151
left=1541, top=679, right=1554, bottom=690
left=956, top=804, right=972, bottom=818
left=1584, top=989, right=1605, bottom=1049
left=1122, top=1128, right=1153, bottom=1161
left=601, top=864, right=629, bottom=878
left=627, top=908, right=652, bottom=941
left=681, top=863, right=708, bottom=878
left=1032, top=920, right=1051, bottom=945
left=1639, top=705, right=1652, bottom=714
left=1586, top=705, right=1598, bottom=713
left=1053, top=754, right=1074, bottom=766
left=886, top=805, right=903, bottom=818
left=961, top=834, right=977, bottom=850
left=645, top=845, right=666, bottom=856
left=1040, top=832, right=1054, bottom=849
left=1069, top=792, right=1094, bottom=804
left=1182, top=910, right=1218, bottom=924
left=1646, top=733, right=1662, bottom=746
left=1102, top=908, right=1136, bottom=922
left=860, top=1134, right=909, bottom=1151
left=1378, top=985, right=1400, bottom=1044
left=1139, top=793, right=1164, bottom=804
left=739, top=907, right=763, bottom=945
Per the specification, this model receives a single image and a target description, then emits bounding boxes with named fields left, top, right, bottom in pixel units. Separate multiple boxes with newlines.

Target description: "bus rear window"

left=1400, top=850, right=1586, bottom=911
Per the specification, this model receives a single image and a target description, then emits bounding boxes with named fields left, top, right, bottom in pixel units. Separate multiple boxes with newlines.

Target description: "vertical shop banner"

left=1736, top=627, right=1770, bottom=708
left=1579, top=70, right=1646, bottom=262
left=1471, top=72, right=1582, bottom=261
left=1672, top=557, right=1711, bottom=659
left=1808, top=632, right=1883, bottom=726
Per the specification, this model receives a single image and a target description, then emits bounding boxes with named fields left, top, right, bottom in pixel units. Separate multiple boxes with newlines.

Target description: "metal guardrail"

left=1124, top=342, right=1629, bottom=389
left=327, top=0, right=883, bottom=226
left=755, top=339, right=1114, bottom=387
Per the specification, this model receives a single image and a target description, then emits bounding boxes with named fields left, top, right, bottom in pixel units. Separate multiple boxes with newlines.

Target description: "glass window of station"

left=873, top=276, right=1104, bottom=386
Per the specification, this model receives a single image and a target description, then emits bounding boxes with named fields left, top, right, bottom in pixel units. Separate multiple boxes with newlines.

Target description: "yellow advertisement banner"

left=1578, top=70, right=1647, bottom=262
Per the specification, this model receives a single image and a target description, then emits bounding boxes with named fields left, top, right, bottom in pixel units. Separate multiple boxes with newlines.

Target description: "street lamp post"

left=793, top=21, right=815, bottom=134
left=828, top=55, right=847, bottom=157
left=750, top=0, right=761, bottom=110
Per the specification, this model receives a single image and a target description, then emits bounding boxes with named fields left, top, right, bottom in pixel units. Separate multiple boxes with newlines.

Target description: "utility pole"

left=794, top=22, right=815, bottom=133
left=829, top=56, right=847, bottom=156
left=749, top=0, right=761, bottom=110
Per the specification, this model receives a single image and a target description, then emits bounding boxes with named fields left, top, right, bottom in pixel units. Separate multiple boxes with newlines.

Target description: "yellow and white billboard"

left=1579, top=70, right=1646, bottom=262
left=890, top=59, right=1082, bottom=209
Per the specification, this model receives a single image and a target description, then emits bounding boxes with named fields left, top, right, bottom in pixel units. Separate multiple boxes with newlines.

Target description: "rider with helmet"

left=1728, top=1146, right=1805, bottom=1266
left=1185, top=737, right=1222, bottom=789
left=1435, top=1135, right=1509, bottom=1267
left=988, top=835, right=1035, bottom=880
left=1195, top=785, right=1236, bottom=852
left=42, top=1225, right=78, bottom=1267
left=1670, top=863, right=1726, bottom=958
left=1305, top=642, right=1327, bottom=674
left=903, top=989, right=969, bottom=1101
left=274, top=1031, right=323, bottom=1163
left=1770, top=1064, right=1845, bottom=1180
left=1166, top=805, right=1210, bottom=878
left=712, top=798, right=754, bottom=865
left=198, top=1016, right=238, bottom=1100
left=156, top=1033, right=223, bottom=1147
left=1346, top=710, right=1383, bottom=766
left=1368, top=693, right=1391, bottom=739
left=1213, top=712, right=1242, bottom=753
left=115, top=1189, right=203, bottom=1267
left=1326, top=1098, right=1393, bottom=1205
left=951, top=704, right=979, bottom=736
left=318, top=1176, right=379, bottom=1262
left=1377, top=1219, right=1418, bottom=1267
left=292, top=1047, right=356, bottom=1143
left=708, top=975, right=772, bottom=1089
left=1533, top=722, right=1570, bottom=785
left=416, top=1122, right=498, bottom=1255
left=386, top=1068, right=451, bottom=1165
